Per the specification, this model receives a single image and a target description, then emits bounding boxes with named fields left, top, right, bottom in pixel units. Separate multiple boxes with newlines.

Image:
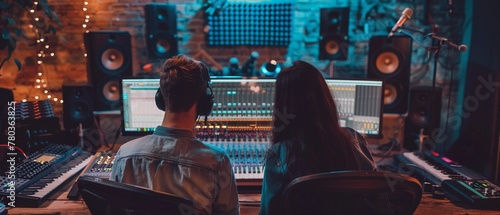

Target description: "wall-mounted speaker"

left=63, top=83, right=94, bottom=129
left=404, top=86, right=442, bottom=151
left=145, top=3, right=178, bottom=60
left=368, top=35, right=412, bottom=114
left=319, top=7, right=349, bottom=61
left=84, top=31, right=132, bottom=112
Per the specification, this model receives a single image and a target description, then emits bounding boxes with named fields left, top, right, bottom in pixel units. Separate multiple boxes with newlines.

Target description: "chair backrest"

left=283, top=171, right=422, bottom=215
left=78, top=176, right=208, bottom=215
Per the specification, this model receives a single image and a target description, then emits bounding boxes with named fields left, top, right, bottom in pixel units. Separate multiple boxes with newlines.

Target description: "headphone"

left=155, top=63, right=214, bottom=117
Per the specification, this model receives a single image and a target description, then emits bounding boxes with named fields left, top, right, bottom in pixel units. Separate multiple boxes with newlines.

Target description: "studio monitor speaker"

left=84, top=30, right=132, bottom=112
left=63, top=83, right=94, bottom=129
left=368, top=35, right=412, bottom=114
left=404, top=86, right=442, bottom=151
left=319, top=7, right=349, bottom=61
left=145, top=3, right=178, bottom=60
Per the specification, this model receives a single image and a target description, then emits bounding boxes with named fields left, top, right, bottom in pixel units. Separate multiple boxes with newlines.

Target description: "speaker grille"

left=63, top=83, right=94, bottom=129
left=84, top=31, right=132, bottom=112
left=145, top=3, right=178, bottom=59
left=404, top=86, right=442, bottom=151
left=319, top=7, right=349, bottom=60
left=368, top=35, right=412, bottom=114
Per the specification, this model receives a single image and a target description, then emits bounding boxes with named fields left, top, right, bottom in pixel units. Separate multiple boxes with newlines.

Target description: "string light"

left=82, top=1, right=91, bottom=59
left=30, top=1, right=59, bottom=104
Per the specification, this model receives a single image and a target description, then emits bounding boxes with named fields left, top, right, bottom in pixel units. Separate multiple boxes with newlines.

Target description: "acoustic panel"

left=206, top=3, right=292, bottom=46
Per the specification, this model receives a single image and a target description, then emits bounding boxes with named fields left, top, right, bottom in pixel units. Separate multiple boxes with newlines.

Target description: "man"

left=111, top=55, right=239, bottom=215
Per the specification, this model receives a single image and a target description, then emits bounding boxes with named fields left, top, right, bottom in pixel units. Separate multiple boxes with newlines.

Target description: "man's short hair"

left=159, top=55, right=208, bottom=112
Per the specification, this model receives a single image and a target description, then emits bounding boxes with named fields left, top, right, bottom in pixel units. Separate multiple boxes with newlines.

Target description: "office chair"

left=78, top=176, right=208, bottom=215
left=283, top=171, right=422, bottom=215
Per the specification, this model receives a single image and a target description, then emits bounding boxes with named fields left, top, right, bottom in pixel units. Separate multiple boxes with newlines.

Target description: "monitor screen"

left=121, top=78, right=383, bottom=137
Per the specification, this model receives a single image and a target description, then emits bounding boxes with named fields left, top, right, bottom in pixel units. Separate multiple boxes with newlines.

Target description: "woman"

left=259, top=60, right=376, bottom=215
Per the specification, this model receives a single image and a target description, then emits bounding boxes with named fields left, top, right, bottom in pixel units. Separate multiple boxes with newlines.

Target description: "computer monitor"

left=121, top=78, right=383, bottom=137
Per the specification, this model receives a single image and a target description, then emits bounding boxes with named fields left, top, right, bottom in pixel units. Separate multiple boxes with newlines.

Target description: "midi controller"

left=0, top=144, right=92, bottom=207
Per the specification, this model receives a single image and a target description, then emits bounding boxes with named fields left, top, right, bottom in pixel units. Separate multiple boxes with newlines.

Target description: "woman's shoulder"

left=266, top=141, right=287, bottom=158
left=342, top=127, right=365, bottom=142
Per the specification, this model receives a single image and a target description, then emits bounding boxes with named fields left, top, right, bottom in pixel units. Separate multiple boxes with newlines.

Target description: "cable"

left=106, top=122, right=122, bottom=152
left=93, top=116, right=109, bottom=148
left=398, top=29, right=431, bottom=49
left=0, top=144, right=28, bottom=159
left=443, top=43, right=457, bottom=153
left=373, top=138, right=400, bottom=166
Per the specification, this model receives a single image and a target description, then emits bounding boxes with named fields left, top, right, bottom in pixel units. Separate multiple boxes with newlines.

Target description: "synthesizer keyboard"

left=0, top=144, right=93, bottom=207
left=395, top=151, right=484, bottom=185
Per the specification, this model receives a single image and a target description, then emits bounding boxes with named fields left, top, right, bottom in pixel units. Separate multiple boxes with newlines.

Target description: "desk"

left=6, top=184, right=500, bottom=215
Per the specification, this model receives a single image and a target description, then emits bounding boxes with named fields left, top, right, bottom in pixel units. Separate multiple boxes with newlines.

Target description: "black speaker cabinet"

left=368, top=35, right=412, bottom=114
left=63, top=83, right=94, bottom=129
left=404, top=86, right=442, bottom=151
left=319, top=7, right=349, bottom=61
left=84, top=31, right=132, bottom=112
left=145, top=3, right=178, bottom=60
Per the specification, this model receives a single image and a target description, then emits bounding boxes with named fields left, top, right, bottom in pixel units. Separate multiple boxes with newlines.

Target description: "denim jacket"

left=259, top=127, right=377, bottom=215
left=110, top=126, right=240, bottom=215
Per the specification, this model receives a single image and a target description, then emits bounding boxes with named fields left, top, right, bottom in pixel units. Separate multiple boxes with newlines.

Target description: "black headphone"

left=155, top=63, right=214, bottom=117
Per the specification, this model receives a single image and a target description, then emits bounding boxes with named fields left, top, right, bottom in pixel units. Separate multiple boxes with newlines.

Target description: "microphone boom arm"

left=427, top=34, right=467, bottom=52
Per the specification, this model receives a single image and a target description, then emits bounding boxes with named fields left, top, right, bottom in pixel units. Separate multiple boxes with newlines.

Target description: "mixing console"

left=67, top=151, right=117, bottom=199
left=195, top=118, right=270, bottom=185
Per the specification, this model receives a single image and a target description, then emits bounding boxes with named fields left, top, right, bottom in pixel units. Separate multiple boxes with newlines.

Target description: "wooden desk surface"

left=6, top=183, right=500, bottom=215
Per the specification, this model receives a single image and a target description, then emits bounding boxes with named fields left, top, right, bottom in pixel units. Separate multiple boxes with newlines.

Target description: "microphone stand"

left=394, top=23, right=467, bottom=152
left=424, top=28, right=465, bottom=153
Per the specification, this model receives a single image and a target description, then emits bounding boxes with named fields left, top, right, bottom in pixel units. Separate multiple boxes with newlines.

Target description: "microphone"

left=458, top=44, right=467, bottom=52
left=241, top=51, right=259, bottom=77
left=228, top=57, right=240, bottom=76
left=389, top=8, right=413, bottom=37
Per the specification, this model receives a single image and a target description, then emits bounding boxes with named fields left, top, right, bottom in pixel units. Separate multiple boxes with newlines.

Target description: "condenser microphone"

left=241, top=51, right=259, bottom=77
left=388, top=8, right=413, bottom=37
left=228, top=57, right=240, bottom=76
left=457, top=44, right=467, bottom=52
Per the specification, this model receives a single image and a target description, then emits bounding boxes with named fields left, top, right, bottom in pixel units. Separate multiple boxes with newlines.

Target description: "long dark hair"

left=272, top=60, right=359, bottom=172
